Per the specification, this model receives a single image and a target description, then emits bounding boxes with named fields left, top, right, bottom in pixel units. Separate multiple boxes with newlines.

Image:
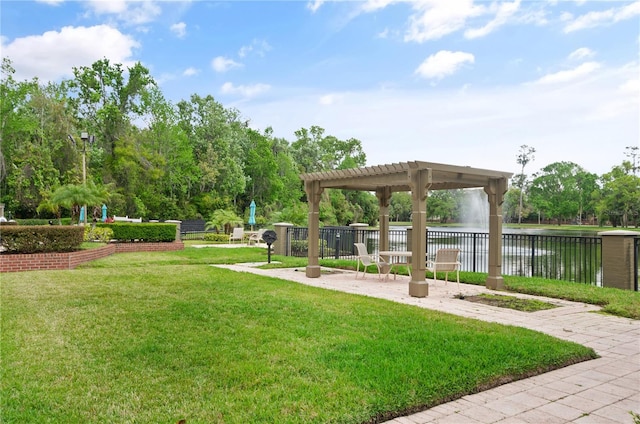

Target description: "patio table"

left=379, top=250, right=412, bottom=280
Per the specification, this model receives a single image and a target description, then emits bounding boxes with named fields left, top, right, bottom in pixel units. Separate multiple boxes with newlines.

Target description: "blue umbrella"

left=101, top=204, right=107, bottom=222
left=79, top=206, right=85, bottom=224
left=248, top=200, right=256, bottom=229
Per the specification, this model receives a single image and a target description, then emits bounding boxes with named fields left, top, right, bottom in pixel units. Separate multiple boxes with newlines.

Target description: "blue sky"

left=1, top=0, right=639, bottom=176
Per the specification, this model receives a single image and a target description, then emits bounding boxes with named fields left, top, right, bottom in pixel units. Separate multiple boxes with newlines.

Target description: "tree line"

left=1, top=58, right=638, bottom=229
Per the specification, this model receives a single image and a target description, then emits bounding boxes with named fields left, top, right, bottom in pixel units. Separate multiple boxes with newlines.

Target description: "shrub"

left=84, top=226, right=114, bottom=243
left=203, top=233, right=230, bottom=243
left=0, top=226, right=84, bottom=253
left=97, top=223, right=176, bottom=242
left=291, top=239, right=329, bottom=256
left=15, top=218, right=72, bottom=226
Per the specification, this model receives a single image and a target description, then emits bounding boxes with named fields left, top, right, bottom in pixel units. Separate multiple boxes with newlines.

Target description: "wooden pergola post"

left=408, top=168, right=431, bottom=297
left=305, top=179, right=323, bottom=278
left=484, top=178, right=508, bottom=290
left=376, top=186, right=392, bottom=253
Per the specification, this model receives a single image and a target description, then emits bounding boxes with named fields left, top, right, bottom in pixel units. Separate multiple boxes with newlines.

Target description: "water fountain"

left=460, top=189, right=488, bottom=231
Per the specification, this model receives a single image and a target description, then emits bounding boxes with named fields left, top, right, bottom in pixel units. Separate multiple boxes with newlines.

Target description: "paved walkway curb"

left=215, top=264, right=639, bottom=424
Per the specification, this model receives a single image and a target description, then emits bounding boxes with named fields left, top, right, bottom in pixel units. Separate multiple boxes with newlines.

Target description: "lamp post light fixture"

left=68, top=132, right=95, bottom=225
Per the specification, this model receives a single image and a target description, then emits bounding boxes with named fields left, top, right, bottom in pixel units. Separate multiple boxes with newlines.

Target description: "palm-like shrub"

left=206, top=209, right=243, bottom=234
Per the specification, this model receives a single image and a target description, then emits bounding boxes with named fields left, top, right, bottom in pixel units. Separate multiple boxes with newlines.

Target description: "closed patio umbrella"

left=248, top=200, right=256, bottom=230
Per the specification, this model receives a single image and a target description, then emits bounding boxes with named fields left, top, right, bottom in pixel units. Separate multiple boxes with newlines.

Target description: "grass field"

left=1, top=247, right=599, bottom=423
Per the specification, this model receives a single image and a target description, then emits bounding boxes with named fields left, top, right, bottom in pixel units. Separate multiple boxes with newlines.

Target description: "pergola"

left=300, top=161, right=513, bottom=297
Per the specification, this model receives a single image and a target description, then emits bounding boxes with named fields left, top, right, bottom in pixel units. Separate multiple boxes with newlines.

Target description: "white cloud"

left=619, top=78, right=639, bottom=94
left=183, top=67, right=199, bottom=77
left=238, top=39, right=272, bottom=58
left=535, top=62, right=601, bottom=84
left=220, top=82, right=271, bottom=98
left=415, top=50, right=475, bottom=80
left=319, top=93, right=344, bottom=105
left=1, top=25, right=140, bottom=81
left=464, top=0, right=520, bottom=39
left=376, top=28, right=390, bottom=39
left=211, top=56, right=242, bottom=73
left=36, top=0, right=64, bottom=5
left=170, top=22, right=187, bottom=38
left=307, top=0, right=324, bottom=13
left=85, top=0, right=162, bottom=25
left=361, top=0, right=397, bottom=13
left=359, top=0, right=544, bottom=43
left=568, top=47, right=595, bottom=61
left=404, top=0, right=487, bottom=42
left=564, top=1, right=640, bottom=33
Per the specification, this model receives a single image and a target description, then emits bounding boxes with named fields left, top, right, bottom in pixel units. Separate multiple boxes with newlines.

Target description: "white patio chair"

left=248, top=228, right=266, bottom=245
left=229, top=227, right=244, bottom=244
left=354, top=243, right=388, bottom=279
left=426, top=248, right=461, bottom=289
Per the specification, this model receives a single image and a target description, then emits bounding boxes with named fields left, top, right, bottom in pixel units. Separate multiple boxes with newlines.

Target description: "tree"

left=515, top=145, right=535, bottom=224
left=624, top=145, right=639, bottom=176
left=50, top=183, right=105, bottom=223
left=529, top=162, right=592, bottom=225
left=68, top=59, right=156, bottom=172
left=243, top=128, right=282, bottom=206
left=176, top=94, right=246, bottom=211
left=206, top=209, right=243, bottom=234
left=136, top=87, right=199, bottom=219
left=390, top=192, right=412, bottom=222
left=595, top=161, right=640, bottom=227
left=427, top=190, right=461, bottom=223
left=291, top=126, right=366, bottom=173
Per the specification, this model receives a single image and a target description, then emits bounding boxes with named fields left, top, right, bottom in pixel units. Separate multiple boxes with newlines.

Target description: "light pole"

left=68, top=132, right=95, bottom=225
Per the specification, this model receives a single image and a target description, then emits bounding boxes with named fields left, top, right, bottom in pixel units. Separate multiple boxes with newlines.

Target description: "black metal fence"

left=427, top=231, right=602, bottom=286
left=285, top=226, right=607, bottom=286
left=181, top=231, right=214, bottom=240
left=633, top=237, right=640, bottom=291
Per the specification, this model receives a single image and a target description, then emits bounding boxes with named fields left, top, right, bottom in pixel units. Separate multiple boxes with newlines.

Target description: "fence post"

left=406, top=226, right=413, bottom=252
left=598, top=230, right=638, bottom=291
left=472, top=233, right=477, bottom=272
left=165, top=220, right=181, bottom=241
left=273, top=223, right=294, bottom=256
left=530, top=235, right=536, bottom=278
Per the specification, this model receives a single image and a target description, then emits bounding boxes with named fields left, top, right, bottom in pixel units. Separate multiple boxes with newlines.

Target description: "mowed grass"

left=2, top=249, right=597, bottom=423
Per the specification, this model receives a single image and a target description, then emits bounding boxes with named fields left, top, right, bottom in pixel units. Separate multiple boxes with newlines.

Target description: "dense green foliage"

left=96, top=222, right=176, bottom=242
left=1, top=250, right=596, bottom=423
left=1, top=58, right=637, bottom=228
left=83, top=225, right=113, bottom=243
left=0, top=225, right=84, bottom=253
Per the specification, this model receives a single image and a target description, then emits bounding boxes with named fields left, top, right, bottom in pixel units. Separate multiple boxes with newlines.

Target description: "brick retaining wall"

left=0, top=242, right=184, bottom=273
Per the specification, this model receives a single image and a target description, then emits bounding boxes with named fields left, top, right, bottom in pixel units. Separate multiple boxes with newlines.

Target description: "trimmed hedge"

left=0, top=225, right=84, bottom=253
left=97, top=223, right=176, bottom=242
left=204, top=233, right=232, bottom=243
left=15, top=218, right=73, bottom=226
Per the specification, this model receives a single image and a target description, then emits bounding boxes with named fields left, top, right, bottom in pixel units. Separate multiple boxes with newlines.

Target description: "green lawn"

left=1, top=248, right=598, bottom=423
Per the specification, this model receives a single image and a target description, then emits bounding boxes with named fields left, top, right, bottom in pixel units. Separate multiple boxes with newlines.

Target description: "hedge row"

left=0, top=223, right=177, bottom=254
left=15, top=218, right=73, bottom=226
left=0, top=226, right=84, bottom=253
left=96, top=223, right=176, bottom=242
